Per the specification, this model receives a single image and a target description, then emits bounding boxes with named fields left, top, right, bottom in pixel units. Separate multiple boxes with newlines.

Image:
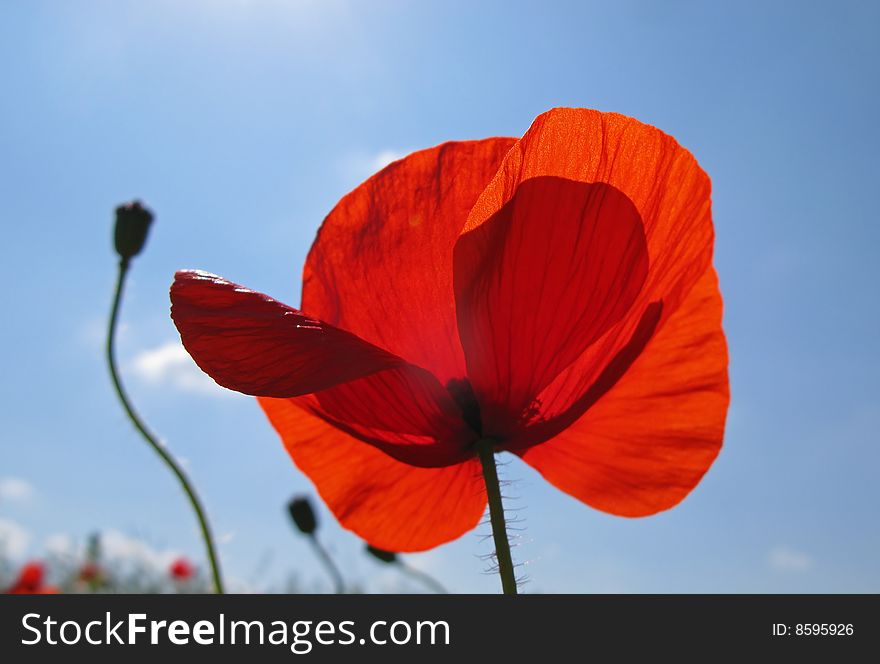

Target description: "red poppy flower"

left=169, top=557, right=195, bottom=581
left=78, top=561, right=101, bottom=583
left=5, top=561, right=58, bottom=594
left=171, top=108, right=729, bottom=553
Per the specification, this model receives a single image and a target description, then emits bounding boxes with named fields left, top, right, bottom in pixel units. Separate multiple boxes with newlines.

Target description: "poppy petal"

left=303, top=137, right=516, bottom=385
left=171, top=270, right=475, bottom=467
left=171, top=270, right=403, bottom=397
left=464, top=108, right=713, bottom=317
left=516, top=266, right=729, bottom=516
left=458, top=108, right=716, bottom=444
left=453, top=175, right=649, bottom=438
left=297, top=365, right=478, bottom=467
left=259, top=396, right=487, bottom=552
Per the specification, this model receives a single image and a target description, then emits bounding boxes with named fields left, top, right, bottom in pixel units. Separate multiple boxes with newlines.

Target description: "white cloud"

left=99, top=530, right=253, bottom=590
left=0, top=477, right=34, bottom=503
left=43, top=530, right=190, bottom=576
left=340, top=148, right=408, bottom=183
left=0, top=518, right=30, bottom=559
left=370, top=149, right=405, bottom=172
left=768, top=546, right=813, bottom=573
left=129, top=341, right=233, bottom=397
left=99, top=530, right=181, bottom=573
left=44, top=533, right=79, bottom=558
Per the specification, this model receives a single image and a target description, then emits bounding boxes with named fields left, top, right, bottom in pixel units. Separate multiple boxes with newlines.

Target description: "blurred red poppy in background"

left=77, top=561, right=101, bottom=584
left=5, top=561, right=58, bottom=594
left=171, top=108, right=729, bottom=552
left=169, top=557, right=195, bottom=581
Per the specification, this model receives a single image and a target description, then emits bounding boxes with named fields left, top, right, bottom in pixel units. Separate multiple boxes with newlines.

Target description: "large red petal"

left=260, top=397, right=487, bottom=552
left=454, top=176, right=649, bottom=437
left=297, top=365, right=477, bottom=467
left=517, top=267, right=729, bottom=516
left=458, top=108, right=717, bottom=447
left=303, top=137, right=516, bottom=385
left=171, top=271, right=476, bottom=466
left=464, top=109, right=713, bottom=316
left=171, top=270, right=402, bottom=397
left=171, top=270, right=474, bottom=466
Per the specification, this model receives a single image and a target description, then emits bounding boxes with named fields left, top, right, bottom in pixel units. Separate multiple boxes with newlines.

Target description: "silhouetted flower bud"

left=114, top=200, right=154, bottom=261
left=288, top=496, right=317, bottom=535
left=366, top=545, right=397, bottom=564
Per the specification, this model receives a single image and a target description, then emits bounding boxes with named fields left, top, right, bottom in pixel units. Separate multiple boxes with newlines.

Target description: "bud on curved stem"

left=287, top=495, right=345, bottom=593
left=106, top=202, right=225, bottom=594
left=365, top=545, right=397, bottom=564
left=114, top=201, right=154, bottom=262
left=287, top=496, right=317, bottom=535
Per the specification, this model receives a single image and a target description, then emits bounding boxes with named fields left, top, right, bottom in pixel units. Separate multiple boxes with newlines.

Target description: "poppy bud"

left=287, top=496, right=317, bottom=535
left=365, top=545, right=397, bottom=564
left=114, top=200, right=154, bottom=261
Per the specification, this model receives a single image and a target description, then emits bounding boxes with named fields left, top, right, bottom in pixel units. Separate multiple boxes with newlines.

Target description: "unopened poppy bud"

left=365, top=545, right=397, bottom=564
left=114, top=200, right=154, bottom=261
left=287, top=496, right=317, bottom=535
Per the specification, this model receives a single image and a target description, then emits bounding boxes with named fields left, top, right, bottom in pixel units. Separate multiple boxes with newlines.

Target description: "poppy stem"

left=106, top=259, right=225, bottom=594
left=476, top=439, right=518, bottom=594
left=308, top=535, right=345, bottom=594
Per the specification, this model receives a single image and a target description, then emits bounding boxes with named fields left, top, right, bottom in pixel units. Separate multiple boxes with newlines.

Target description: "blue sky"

left=1, top=0, right=877, bottom=592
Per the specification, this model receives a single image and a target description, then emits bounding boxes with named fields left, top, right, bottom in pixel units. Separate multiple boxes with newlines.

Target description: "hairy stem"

left=106, top=259, right=225, bottom=594
left=477, top=439, right=517, bottom=594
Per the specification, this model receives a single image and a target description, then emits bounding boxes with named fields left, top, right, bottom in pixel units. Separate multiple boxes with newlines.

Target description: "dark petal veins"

left=454, top=176, right=649, bottom=440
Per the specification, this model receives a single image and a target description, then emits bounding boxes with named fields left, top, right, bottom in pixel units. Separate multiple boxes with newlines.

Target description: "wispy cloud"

left=129, top=341, right=233, bottom=397
left=0, top=477, right=34, bottom=503
left=42, top=530, right=254, bottom=590
left=768, top=546, right=813, bottom=573
left=44, top=533, right=79, bottom=558
left=100, top=530, right=183, bottom=572
left=369, top=149, right=405, bottom=172
left=0, top=518, right=30, bottom=559
left=340, top=148, right=408, bottom=183
left=45, top=530, right=183, bottom=574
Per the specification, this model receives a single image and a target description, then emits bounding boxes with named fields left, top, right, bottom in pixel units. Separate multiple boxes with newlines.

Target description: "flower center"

left=446, top=378, right=482, bottom=435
